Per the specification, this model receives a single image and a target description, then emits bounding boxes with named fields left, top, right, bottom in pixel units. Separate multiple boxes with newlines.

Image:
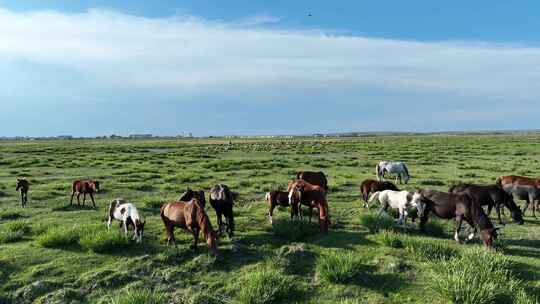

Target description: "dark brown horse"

left=265, top=191, right=290, bottom=223
left=70, top=180, right=100, bottom=207
left=296, top=171, right=328, bottom=192
left=160, top=198, right=218, bottom=255
left=496, top=175, right=540, bottom=217
left=417, top=189, right=498, bottom=248
left=209, top=184, right=235, bottom=238
left=360, top=179, right=399, bottom=208
left=449, top=183, right=523, bottom=225
left=179, top=189, right=206, bottom=208
left=16, top=178, right=29, bottom=207
left=289, top=185, right=330, bottom=234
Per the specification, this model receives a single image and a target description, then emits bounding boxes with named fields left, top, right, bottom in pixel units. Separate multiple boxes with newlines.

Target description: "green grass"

left=236, top=267, right=296, bottom=304
left=0, top=135, right=539, bottom=303
left=110, top=289, right=166, bottom=304
left=316, top=251, right=365, bottom=284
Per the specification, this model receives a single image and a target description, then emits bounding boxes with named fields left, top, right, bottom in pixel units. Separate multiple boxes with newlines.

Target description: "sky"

left=0, top=1, right=539, bottom=137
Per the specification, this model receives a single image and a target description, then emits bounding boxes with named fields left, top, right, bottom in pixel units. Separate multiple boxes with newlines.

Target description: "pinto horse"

left=16, top=178, right=29, bottom=207
left=360, top=179, right=399, bottom=208
left=289, top=185, right=330, bottom=234
left=107, top=198, right=145, bottom=243
left=417, top=189, right=499, bottom=248
left=70, top=180, right=100, bottom=208
left=209, top=184, right=235, bottom=238
left=496, top=175, right=540, bottom=217
left=449, top=183, right=523, bottom=225
left=296, top=171, right=328, bottom=192
left=368, top=190, right=422, bottom=225
left=265, top=191, right=290, bottom=224
left=160, top=198, right=218, bottom=255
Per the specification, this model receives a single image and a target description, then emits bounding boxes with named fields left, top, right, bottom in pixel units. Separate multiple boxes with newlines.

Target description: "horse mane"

left=467, top=195, right=493, bottom=230
left=191, top=199, right=215, bottom=239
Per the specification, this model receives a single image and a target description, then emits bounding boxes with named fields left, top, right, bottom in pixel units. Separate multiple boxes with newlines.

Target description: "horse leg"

left=70, top=192, right=75, bottom=205
left=309, top=206, right=313, bottom=223
left=90, top=193, right=96, bottom=208
left=166, top=225, right=175, bottom=246
left=523, top=197, right=531, bottom=217
left=269, top=204, right=275, bottom=224
left=191, top=228, right=199, bottom=251
left=454, top=215, right=463, bottom=243
left=83, top=193, right=87, bottom=206
left=496, top=205, right=505, bottom=225
left=464, top=219, right=476, bottom=241
left=107, top=216, right=112, bottom=230
left=216, top=211, right=224, bottom=235
left=419, top=210, right=429, bottom=233
left=123, top=221, right=129, bottom=238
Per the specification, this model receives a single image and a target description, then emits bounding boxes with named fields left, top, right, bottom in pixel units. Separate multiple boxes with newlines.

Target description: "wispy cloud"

left=0, top=7, right=539, bottom=135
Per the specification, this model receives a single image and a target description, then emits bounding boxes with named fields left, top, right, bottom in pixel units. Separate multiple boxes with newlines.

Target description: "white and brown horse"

left=107, top=198, right=145, bottom=243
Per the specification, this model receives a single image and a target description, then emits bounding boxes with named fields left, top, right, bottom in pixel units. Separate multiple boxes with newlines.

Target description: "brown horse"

left=70, top=180, right=100, bottom=207
left=496, top=175, right=540, bottom=217
left=359, top=179, right=399, bottom=208
left=160, top=198, right=218, bottom=255
left=289, top=185, right=330, bottom=234
left=16, top=178, right=29, bottom=207
left=287, top=179, right=325, bottom=193
left=417, top=189, right=499, bottom=248
left=296, top=171, right=328, bottom=192
left=265, top=191, right=290, bottom=223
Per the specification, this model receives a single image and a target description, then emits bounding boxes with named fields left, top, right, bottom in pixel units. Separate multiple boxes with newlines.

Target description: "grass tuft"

left=359, top=213, right=396, bottom=233
left=110, top=289, right=166, bottom=304
left=236, top=267, right=296, bottom=304
left=79, top=224, right=130, bottom=254
left=37, top=226, right=79, bottom=249
left=272, top=219, right=319, bottom=241
left=316, top=251, right=365, bottom=284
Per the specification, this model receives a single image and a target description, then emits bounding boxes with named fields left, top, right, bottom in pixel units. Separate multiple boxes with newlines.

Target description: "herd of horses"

left=12, top=160, right=540, bottom=253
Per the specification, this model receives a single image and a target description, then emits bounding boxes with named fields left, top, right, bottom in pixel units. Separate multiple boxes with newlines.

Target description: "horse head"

left=135, top=219, right=145, bottom=243
left=415, top=191, right=429, bottom=218
left=479, top=227, right=500, bottom=249
left=408, top=191, right=423, bottom=208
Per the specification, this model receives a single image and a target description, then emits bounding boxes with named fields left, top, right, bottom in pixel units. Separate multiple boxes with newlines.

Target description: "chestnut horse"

left=265, top=191, right=290, bottom=223
left=288, top=179, right=327, bottom=222
left=289, top=185, right=330, bottom=234
left=496, top=175, right=540, bottom=217
left=360, top=179, right=399, bottom=208
left=70, top=180, right=100, bottom=207
left=296, top=171, right=328, bottom=192
left=16, top=178, right=29, bottom=207
left=160, top=198, right=218, bottom=255
left=417, top=189, right=498, bottom=248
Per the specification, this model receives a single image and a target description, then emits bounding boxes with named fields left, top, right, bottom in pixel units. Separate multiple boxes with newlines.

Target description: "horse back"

left=297, top=171, right=328, bottom=190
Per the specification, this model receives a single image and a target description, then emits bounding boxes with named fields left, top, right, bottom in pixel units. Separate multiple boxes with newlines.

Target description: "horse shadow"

left=314, top=230, right=377, bottom=250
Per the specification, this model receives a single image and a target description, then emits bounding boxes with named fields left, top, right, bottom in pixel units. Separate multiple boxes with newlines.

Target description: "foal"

left=16, top=178, right=29, bottom=207
left=160, top=198, right=218, bottom=255
left=70, top=180, right=100, bottom=208
left=265, top=191, right=290, bottom=223
left=107, top=198, right=145, bottom=243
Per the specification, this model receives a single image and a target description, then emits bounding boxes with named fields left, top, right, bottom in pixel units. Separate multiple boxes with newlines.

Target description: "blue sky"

left=0, top=1, right=539, bottom=136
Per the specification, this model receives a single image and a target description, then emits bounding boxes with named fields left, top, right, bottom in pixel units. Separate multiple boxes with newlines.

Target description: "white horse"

left=107, top=198, right=145, bottom=243
left=376, top=161, right=410, bottom=184
left=368, top=190, right=422, bottom=224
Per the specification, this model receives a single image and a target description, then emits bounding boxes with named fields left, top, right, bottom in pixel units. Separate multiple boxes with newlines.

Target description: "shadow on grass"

left=51, top=204, right=97, bottom=212
left=314, top=230, right=377, bottom=250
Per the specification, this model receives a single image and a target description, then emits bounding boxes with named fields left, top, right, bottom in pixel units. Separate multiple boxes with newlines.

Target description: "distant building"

left=57, top=135, right=73, bottom=140
left=129, top=134, right=153, bottom=139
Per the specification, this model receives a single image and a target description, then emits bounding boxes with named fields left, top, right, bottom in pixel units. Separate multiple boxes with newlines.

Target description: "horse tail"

left=368, top=191, right=381, bottom=204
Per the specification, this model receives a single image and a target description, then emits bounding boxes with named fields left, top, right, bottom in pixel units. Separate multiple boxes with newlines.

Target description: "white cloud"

left=0, top=7, right=539, bottom=102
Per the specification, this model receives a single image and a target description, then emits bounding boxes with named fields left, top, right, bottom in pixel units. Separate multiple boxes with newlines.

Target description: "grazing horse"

left=496, top=175, right=540, bottom=217
left=209, top=184, right=235, bottom=238
left=376, top=161, right=410, bottom=184
left=360, top=179, right=399, bottom=208
left=15, top=178, right=29, bottom=207
left=178, top=189, right=206, bottom=208
left=265, top=191, right=291, bottom=224
left=160, top=198, right=218, bottom=255
left=107, top=198, right=145, bottom=243
left=287, top=179, right=326, bottom=220
left=449, top=183, right=523, bottom=225
left=288, top=185, right=330, bottom=234
left=368, top=190, right=422, bottom=225
left=296, top=171, right=328, bottom=192
left=416, top=189, right=499, bottom=248
left=70, top=180, right=100, bottom=208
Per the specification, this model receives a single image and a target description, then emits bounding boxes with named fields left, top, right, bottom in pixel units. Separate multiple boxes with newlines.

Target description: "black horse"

left=16, top=178, right=29, bottom=207
left=209, top=184, right=236, bottom=238
left=449, top=183, right=524, bottom=225
left=179, top=189, right=206, bottom=208
left=417, top=189, right=499, bottom=248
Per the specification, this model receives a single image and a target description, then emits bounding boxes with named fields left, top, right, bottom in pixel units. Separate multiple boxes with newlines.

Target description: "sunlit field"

left=0, top=135, right=539, bottom=303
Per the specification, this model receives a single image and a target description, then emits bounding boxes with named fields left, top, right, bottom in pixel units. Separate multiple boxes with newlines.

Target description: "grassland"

left=0, top=135, right=539, bottom=303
